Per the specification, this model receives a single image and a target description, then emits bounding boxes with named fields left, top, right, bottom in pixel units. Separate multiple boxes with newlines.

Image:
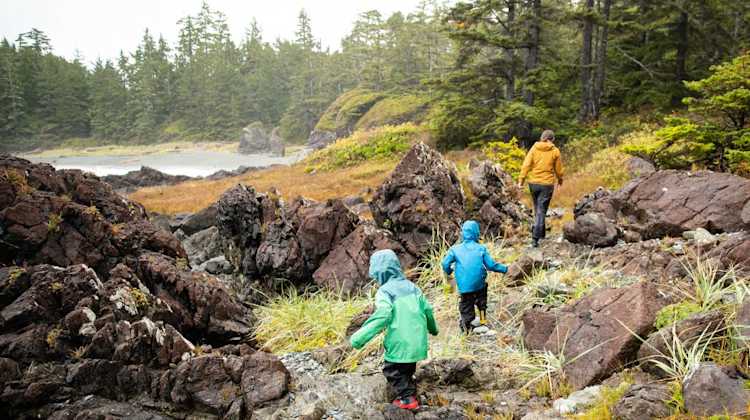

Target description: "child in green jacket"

left=350, top=249, right=439, bottom=411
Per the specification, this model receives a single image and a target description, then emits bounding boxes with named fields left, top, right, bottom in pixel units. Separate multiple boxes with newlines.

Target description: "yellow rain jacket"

left=519, top=141, right=564, bottom=186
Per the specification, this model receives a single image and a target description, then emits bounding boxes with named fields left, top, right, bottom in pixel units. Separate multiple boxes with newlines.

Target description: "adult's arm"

left=555, top=150, right=565, bottom=185
left=519, top=148, right=535, bottom=185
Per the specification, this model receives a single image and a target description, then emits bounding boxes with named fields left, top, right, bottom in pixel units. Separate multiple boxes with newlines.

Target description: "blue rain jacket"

left=441, top=220, right=508, bottom=293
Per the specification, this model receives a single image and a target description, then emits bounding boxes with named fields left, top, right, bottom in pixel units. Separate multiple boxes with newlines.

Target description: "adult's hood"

left=462, top=220, right=480, bottom=242
left=533, top=141, right=556, bottom=152
left=369, top=249, right=405, bottom=286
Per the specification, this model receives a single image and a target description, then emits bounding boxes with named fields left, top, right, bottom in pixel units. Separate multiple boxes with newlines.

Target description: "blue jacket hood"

left=369, top=249, right=405, bottom=286
left=462, top=220, right=480, bottom=242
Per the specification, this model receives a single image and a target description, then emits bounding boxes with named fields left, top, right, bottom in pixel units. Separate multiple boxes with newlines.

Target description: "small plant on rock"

left=84, top=205, right=102, bottom=219
left=46, top=327, right=62, bottom=349
left=3, top=169, right=32, bottom=195
left=8, top=267, right=26, bottom=284
left=47, top=213, right=63, bottom=233
left=130, top=288, right=149, bottom=309
left=176, top=258, right=189, bottom=270
left=70, top=346, right=86, bottom=359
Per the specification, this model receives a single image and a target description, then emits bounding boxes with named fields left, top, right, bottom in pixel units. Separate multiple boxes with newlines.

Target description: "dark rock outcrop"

left=565, top=170, right=750, bottom=246
left=0, top=155, right=288, bottom=418
left=467, top=160, right=531, bottom=237
left=102, top=166, right=191, bottom=193
left=370, top=143, right=465, bottom=256
left=313, top=223, right=412, bottom=294
left=522, top=281, right=671, bottom=390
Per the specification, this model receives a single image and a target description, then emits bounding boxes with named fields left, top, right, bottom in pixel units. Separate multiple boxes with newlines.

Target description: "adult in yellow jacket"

left=517, top=130, right=564, bottom=247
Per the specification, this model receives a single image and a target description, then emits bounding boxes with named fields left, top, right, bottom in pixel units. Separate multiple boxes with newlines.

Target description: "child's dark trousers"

left=383, top=361, right=417, bottom=399
left=459, top=285, right=488, bottom=332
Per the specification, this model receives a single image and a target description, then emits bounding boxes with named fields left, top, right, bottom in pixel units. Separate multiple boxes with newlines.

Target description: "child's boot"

left=479, top=310, right=487, bottom=326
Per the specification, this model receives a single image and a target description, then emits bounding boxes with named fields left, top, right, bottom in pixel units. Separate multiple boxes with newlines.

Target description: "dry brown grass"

left=129, top=160, right=396, bottom=215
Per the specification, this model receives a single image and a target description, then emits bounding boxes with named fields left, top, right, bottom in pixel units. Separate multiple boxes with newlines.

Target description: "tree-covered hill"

left=1, top=0, right=748, bottom=155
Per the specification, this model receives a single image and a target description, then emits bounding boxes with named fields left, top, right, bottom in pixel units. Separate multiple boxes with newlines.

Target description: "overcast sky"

left=1, top=0, right=430, bottom=65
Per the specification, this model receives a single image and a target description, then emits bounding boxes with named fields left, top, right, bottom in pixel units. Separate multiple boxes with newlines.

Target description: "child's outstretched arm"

left=441, top=248, right=456, bottom=276
left=421, top=295, right=439, bottom=336
left=482, top=247, right=508, bottom=274
left=350, top=291, right=393, bottom=349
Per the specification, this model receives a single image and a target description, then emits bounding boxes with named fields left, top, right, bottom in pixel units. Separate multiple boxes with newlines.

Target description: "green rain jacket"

left=350, top=249, right=439, bottom=363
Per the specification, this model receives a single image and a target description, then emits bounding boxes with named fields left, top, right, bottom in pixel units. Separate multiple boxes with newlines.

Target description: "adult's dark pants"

left=383, top=361, right=417, bottom=399
left=529, top=183, right=554, bottom=241
left=458, top=286, right=488, bottom=332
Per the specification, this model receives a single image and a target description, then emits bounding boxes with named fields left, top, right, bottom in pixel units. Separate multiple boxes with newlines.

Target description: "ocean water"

left=22, top=149, right=306, bottom=177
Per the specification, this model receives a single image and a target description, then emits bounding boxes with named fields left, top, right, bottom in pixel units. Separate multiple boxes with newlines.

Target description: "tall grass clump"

left=254, top=289, right=370, bottom=353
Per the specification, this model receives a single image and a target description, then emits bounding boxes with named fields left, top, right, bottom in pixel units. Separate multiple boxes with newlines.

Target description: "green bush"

left=654, top=301, right=702, bottom=330
left=481, top=138, right=526, bottom=179
left=623, top=52, right=750, bottom=175
left=304, top=123, right=422, bottom=172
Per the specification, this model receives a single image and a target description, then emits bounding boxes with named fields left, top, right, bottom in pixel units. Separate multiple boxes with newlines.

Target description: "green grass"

left=573, top=382, right=632, bottom=420
left=314, top=88, right=386, bottom=133
left=304, top=123, right=424, bottom=172
left=355, top=94, right=430, bottom=130
left=253, top=289, right=371, bottom=354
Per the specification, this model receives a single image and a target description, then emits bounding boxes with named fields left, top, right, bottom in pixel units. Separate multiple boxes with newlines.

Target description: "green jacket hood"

left=462, top=220, right=480, bottom=242
left=369, top=249, right=404, bottom=286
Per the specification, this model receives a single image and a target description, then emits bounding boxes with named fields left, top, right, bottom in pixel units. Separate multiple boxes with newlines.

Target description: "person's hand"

left=517, top=181, right=523, bottom=189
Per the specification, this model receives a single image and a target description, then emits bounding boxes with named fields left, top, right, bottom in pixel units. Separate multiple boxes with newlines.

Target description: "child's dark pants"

left=459, top=286, right=488, bottom=332
left=529, top=183, right=554, bottom=240
left=383, top=361, right=417, bottom=399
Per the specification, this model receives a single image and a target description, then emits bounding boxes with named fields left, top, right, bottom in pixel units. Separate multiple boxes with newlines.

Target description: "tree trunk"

left=504, top=0, right=516, bottom=101
left=673, top=8, right=689, bottom=105
left=524, top=0, right=540, bottom=107
left=579, top=0, right=595, bottom=122
left=592, top=0, right=611, bottom=119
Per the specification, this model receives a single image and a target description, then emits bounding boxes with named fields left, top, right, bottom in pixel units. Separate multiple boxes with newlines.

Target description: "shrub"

left=654, top=301, right=703, bottom=330
left=481, top=138, right=526, bottom=179
left=304, top=123, right=422, bottom=172
left=47, top=213, right=63, bottom=233
left=623, top=52, right=750, bottom=175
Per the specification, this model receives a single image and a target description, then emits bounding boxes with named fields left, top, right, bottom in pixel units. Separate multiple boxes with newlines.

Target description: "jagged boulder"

left=467, top=160, right=531, bottom=237
left=183, top=226, right=223, bottom=266
left=522, top=281, right=671, bottom=390
left=313, top=223, right=412, bottom=294
left=566, top=171, right=750, bottom=247
left=296, top=199, right=359, bottom=271
left=102, top=166, right=191, bottom=193
left=370, top=143, right=465, bottom=256
left=683, top=363, right=750, bottom=417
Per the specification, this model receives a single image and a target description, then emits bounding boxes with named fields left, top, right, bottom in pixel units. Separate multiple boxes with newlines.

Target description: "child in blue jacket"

left=441, top=220, right=508, bottom=332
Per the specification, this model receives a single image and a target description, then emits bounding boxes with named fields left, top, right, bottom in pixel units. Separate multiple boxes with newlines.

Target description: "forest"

left=0, top=0, right=749, bottom=155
